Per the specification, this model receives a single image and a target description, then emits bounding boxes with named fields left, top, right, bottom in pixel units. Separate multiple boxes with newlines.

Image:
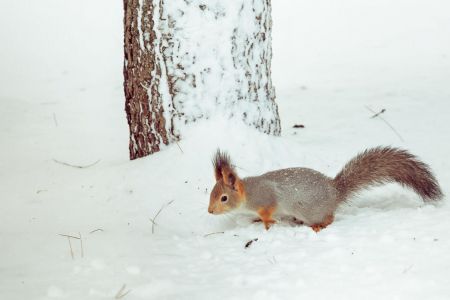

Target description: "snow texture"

left=154, top=0, right=280, bottom=136
left=1, top=0, right=450, bottom=299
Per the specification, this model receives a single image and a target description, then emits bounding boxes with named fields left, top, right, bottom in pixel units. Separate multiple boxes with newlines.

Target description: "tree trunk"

left=124, top=0, right=280, bottom=160
left=124, top=0, right=171, bottom=159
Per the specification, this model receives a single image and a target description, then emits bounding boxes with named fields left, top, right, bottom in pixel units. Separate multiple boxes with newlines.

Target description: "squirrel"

left=208, top=147, right=443, bottom=231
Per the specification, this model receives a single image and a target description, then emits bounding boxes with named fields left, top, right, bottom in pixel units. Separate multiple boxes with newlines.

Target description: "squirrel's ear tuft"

left=212, top=149, right=244, bottom=196
left=213, top=149, right=232, bottom=181
left=212, top=149, right=240, bottom=188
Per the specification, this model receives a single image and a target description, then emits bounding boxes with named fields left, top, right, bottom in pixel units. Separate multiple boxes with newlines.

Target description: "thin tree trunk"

left=124, top=0, right=280, bottom=160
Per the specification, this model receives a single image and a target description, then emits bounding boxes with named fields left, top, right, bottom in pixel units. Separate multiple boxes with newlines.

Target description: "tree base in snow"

left=124, top=0, right=280, bottom=159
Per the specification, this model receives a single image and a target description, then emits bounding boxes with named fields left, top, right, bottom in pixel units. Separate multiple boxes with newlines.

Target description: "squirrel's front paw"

left=257, top=206, right=277, bottom=230
left=263, top=220, right=276, bottom=230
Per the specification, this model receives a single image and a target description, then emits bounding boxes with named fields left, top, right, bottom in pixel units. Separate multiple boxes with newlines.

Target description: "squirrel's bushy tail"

left=333, top=147, right=443, bottom=202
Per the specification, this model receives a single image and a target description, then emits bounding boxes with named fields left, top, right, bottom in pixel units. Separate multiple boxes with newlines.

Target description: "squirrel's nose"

left=208, top=207, right=214, bottom=214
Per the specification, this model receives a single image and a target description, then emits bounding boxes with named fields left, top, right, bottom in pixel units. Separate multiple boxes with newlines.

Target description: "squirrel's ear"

left=212, top=150, right=244, bottom=196
left=222, top=166, right=244, bottom=197
left=212, top=149, right=240, bottom=186
left=221, top=166, right=237, bottom=188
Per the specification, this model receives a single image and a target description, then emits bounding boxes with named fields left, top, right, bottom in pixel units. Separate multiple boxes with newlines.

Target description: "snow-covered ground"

left=1, top=0, right=450, bottom=299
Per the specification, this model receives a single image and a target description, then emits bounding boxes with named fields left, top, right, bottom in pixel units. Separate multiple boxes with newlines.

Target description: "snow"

left=1, top=0, right=450, bottom=299
left=159, top=0, right=279, bottom=135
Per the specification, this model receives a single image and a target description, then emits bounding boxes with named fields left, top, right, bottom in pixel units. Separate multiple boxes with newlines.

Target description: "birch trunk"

left=124, top=0, right=280, bottom=160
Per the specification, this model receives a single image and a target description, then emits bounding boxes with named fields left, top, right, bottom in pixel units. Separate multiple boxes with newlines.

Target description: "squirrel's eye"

left=221, top=195, right=228, bottom=202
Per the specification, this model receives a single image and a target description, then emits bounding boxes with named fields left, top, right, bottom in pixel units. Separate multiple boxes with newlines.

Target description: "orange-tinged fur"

left=208, top=179, right=245, bottom=214
left=209, top=150, right=247, bottom=215
left=311, top=215, right=334, bottom=232
left=236, top=180, right=245, bottom=199
left=257, top=206, right=277, bottom=230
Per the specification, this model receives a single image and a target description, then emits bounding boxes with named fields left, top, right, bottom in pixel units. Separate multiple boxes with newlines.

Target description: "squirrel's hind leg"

left=310, top=215, right=334, bottom=232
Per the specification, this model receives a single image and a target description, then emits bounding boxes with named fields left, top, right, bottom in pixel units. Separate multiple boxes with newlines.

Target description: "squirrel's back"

left=243, top=168, right=338, bottom=225
left=241, top=147, right=442, bottom=226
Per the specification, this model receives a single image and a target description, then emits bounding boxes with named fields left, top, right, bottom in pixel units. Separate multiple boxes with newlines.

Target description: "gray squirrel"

left=208, top=147, right=443, bottom=231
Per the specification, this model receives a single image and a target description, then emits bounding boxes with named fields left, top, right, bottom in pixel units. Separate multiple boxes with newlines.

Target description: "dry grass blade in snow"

left=52, top=159, right=101, bottom=169
left=366, top=106, right=404, bottom=142
left=150, top=200, right=175, bottom=234
left=115, top=284, right=131, bottom=299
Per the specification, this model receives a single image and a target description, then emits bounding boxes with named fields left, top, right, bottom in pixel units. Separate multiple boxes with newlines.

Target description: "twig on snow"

left=115, top=284, right=131, bottom=299
left=59, top=234, right=80, bottom=240
left=365, top=106, right=404, bottom=142
left=268, top=256, right=277, bottom=264
left=53, top=113, right=58, bottom=127
left=53, top=159, right=100, bottom=169
left=175, top=141, right=184, bottom=153
left=245, top=238, right=258, bottom=249
left=59, top=233, right=86, bottom=259
left=370, top=108, right=386, bottom=118
left=150, top=200, right=175, bottom=234
left=203, top=231, right=225, bottom=237
left=89, top=228, right=104, bottom=234
left=79, top=232, right=84, bottom=258
left=67, top=237, right=74, bottom=259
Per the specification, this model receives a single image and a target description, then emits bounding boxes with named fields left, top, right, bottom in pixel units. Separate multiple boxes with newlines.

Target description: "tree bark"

left=124, top=0, right=280, bottom=160
left=124, top=0, right=172, bottom=159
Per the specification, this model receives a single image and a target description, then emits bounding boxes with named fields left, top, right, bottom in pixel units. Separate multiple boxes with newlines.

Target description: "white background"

left=1, top=1, right=450, bottom=299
